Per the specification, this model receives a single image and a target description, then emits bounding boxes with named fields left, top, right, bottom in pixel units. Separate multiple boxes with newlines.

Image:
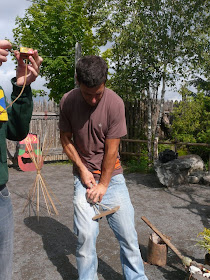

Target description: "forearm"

left=7, top=78, right=33, bottom=141
left=60, top=131, right=97, bottom=188
left=99, top=138, right=120, bottom=188
left=60, top=136, right=86, bottom=173
left=99, top=150, right=118, bottom=188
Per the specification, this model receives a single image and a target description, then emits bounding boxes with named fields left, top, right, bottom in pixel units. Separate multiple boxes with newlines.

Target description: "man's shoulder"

left=61, top=88, right=80, bottom=103
left=104, top=88, right=124, bottom=106
left=105, top=88, right=123, bottom=101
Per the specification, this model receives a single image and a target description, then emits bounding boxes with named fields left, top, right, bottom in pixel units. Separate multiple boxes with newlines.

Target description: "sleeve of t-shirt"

left=106, top=98, right=127, bottom=139
left=58, top=94, right=72, bottom=133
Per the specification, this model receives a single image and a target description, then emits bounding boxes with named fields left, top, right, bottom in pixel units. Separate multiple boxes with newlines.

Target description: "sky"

left=0, top=0, right=182, bottom=101
left=0, top=0, right=49, bottom=99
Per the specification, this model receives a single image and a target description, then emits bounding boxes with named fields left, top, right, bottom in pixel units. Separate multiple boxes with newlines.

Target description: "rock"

left=154, top=154, right=205, bottom=187
left=188, top=176, right=201, bottom=184
left=203, top=174, right=210, bottom=185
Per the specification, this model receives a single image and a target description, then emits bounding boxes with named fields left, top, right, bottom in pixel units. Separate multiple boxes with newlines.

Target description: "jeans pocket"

left=0, top=186, right=10, bottom=199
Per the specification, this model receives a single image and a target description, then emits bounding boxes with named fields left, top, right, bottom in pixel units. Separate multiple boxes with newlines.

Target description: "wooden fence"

left=7, top=99, right=209, bottom=169
left=7, top=100, right=68, bottom=163
left=120, top=139, right=210, bottom=170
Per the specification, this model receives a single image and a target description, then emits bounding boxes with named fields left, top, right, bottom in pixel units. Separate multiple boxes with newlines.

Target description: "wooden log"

left=147, top=232, right=168, bottom=267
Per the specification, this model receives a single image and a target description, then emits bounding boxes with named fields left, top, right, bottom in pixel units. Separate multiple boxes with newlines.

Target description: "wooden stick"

left=92, top=206, right=120, bottom=221
left=37, top=175, right=40, bottom=221
left=141, top=216, right=209, bottom=270
left=41, top=176, right=61, bottom=205
left=22, top=176, right=37, bottom=212
left=141, top=216, right=184, bottom=260
left=39, top=178, right=51, bottom=215
left=39, top=174, right=59, bottom=215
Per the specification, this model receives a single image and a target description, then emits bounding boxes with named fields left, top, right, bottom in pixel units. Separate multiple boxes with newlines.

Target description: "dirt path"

left=7, top=163, right=210, bottom=280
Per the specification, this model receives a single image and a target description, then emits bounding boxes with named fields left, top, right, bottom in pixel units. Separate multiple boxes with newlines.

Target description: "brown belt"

left=92, top=158, right=121, bottom=175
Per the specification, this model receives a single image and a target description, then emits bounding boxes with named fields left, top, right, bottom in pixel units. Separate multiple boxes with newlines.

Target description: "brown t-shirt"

left=59, top=87, right=127, bottom=178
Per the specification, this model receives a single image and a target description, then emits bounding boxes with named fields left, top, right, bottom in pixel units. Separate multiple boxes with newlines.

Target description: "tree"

left=171, top=86, right=210, bottom=161
left=93, top=0, right=209, bottom=160
left=13, top=0, right=99, bottom=103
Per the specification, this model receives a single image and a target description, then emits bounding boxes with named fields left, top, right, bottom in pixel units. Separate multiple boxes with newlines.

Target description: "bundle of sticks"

left=22, top=133, right=60, bottom=219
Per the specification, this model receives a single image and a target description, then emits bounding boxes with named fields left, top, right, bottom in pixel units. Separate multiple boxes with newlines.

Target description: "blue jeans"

left=73, top=174, right=148, bottom=280
left=0, top=186, right=14, bottom=280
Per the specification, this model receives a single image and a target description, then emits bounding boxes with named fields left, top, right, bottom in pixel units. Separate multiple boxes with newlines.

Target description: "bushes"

left=171, top=89, right=210, bottom=163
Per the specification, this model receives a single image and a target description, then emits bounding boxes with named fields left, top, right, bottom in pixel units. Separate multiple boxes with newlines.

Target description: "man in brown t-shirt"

left=59, top=55, right=148, bottom=280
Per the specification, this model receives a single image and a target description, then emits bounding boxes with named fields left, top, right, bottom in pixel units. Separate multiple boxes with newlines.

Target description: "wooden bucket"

left=147, top=232, right=168, bottom=266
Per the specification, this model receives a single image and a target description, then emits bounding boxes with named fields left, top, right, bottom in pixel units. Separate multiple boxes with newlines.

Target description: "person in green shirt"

left=0, top=39, right=43, bottom=280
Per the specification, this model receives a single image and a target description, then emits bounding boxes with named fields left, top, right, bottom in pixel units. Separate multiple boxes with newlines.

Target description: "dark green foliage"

left=171, top=87, right=210, bottom=162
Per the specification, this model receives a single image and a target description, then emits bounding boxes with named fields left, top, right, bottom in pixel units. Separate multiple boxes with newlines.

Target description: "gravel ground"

left=7, top=163, right=210, bottom=280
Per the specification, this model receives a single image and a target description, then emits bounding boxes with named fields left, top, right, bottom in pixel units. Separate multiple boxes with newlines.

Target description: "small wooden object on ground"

left=23, top=133, right=60, bottom=220
left=142, top=216, right=210, bottom=279
left=147, top=232, right=168, bottom=266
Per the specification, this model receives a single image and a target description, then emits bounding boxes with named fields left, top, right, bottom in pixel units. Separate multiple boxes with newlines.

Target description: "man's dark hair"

left=76, top=55, right=108, bottom=87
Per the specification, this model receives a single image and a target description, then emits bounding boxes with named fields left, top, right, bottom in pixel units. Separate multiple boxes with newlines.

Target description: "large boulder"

left=154, top=154, right=205, bottom=187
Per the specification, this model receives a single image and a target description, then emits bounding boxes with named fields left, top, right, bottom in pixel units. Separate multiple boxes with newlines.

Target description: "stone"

left=188, top=176, right=201, bottom=184
left=154, top=154, right=205, bottom=187
left=203, top=174, right=210, bottom=185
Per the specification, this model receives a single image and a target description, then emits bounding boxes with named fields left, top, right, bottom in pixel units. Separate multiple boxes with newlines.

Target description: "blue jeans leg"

left=73, top=174, right=148, bottom=280
left=73, top=176, right=99, bottom=280
left=103, top=175, right=148, bottom=280
left=0, top=186, right=14, bottom=280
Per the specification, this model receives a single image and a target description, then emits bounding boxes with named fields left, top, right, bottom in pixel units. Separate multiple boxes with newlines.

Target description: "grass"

left=45, top=158, right=154, bottom=174
left=122, top=156, right=154, bottom=174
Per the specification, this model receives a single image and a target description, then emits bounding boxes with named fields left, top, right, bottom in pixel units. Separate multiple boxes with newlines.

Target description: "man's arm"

left=60, top=130, right=96, bottom=188
left=86, top=138, right=120, bottom=203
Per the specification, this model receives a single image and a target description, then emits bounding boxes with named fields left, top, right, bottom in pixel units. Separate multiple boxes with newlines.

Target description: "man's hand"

left=80, top=167, right=97, bottom=189
left=86, top=183, right=108, bottom=203
left=14, top=49, right=43, bottom=86
left=0, top=40, right=12, bottom=66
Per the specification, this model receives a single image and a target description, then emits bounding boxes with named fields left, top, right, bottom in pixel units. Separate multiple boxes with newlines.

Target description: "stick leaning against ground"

left=141, top=216, right=207, bottom=270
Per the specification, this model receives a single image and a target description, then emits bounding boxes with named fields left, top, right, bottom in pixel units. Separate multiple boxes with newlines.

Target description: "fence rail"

left=120, top=138, right=210, bottom=170
left=6, top=100, right=209, bottom=170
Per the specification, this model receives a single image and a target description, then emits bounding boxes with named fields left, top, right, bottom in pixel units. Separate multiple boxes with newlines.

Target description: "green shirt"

left=0, top=78, right=33, bottom=185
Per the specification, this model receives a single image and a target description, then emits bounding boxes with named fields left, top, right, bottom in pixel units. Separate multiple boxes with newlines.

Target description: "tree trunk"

left=153, top=72, right=166, bottom=161
left=147, top=88, right=152, bottom=164
left=74, top=42, right=82, bottom=88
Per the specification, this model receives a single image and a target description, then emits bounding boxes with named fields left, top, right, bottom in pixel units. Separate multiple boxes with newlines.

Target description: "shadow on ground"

left=24, top=216, right=123, bottom=280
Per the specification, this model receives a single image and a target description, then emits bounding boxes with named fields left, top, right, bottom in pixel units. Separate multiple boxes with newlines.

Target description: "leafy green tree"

left=92, top=0, right=209, bottom=161
left=171, top=86, right=210, bottom=161
left=94, top=0, right=209, bottom=97
left=13, top=0, right=99, bottom=103
left=32, top=89, right=47, bottom=98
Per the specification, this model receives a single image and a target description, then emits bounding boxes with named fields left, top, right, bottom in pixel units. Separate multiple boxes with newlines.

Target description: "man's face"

left=80, top=83, right=105, bottom=106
